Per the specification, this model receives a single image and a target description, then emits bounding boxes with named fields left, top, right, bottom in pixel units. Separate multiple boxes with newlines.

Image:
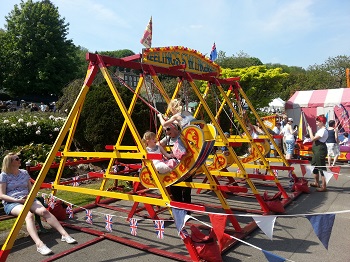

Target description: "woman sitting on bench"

left=0, top=153, right=77, bottom=256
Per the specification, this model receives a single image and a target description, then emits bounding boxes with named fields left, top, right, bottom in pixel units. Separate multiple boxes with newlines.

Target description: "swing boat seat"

left=139, top=121, right=215, bottom=189
left=205, top=132, right=270, bottom=171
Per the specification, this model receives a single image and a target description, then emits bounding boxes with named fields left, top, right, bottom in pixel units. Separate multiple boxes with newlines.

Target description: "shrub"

left=0, top=111, right=66, bottom=156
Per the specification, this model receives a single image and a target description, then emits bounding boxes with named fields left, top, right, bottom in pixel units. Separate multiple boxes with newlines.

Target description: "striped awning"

left=285, top=88, right=350, bottom=109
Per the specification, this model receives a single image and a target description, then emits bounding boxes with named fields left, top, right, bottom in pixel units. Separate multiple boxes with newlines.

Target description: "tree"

left=220, top=66, right=289, bottom=109
left=1, top=0, right=79, bottom=97
left=216, top=50, right=263, bottom=69
left=314, top=55, right=350, bottom=88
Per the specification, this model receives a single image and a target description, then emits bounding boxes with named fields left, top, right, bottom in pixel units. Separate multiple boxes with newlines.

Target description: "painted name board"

left=142, top=46, right=220, bottom=76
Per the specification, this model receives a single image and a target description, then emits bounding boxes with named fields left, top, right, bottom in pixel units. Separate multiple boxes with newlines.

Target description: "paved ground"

left=2, top=162, right=350, bottom=262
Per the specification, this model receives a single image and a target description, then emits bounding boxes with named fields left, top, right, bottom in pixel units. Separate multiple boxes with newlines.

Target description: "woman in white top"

left=281, top=118, right=297, bottom=160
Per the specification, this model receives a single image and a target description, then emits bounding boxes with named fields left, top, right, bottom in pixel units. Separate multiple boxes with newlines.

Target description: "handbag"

left=48, top=200, right=68, bottom=221
left=292, top=177, right=310, bottom=193
left=190, top=225, right=223, bottom=262
left=263, top=191, right=285, bottom=213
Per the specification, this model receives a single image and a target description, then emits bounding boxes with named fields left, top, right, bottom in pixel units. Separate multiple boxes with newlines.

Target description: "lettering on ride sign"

left=142, top=46, right=220, bottom=76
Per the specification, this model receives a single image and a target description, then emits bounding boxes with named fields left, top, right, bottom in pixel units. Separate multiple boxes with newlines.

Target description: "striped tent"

left=285, top=88, right=350, bottom=132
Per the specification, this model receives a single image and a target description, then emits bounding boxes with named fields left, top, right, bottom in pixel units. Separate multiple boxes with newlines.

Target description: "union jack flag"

left=105, top=214, right=113, bottom=232
left=272, top=169, right=278, bottom=177
left=85, top=209, right=93, bottom=224
left=71, top=176, right=80, bottom=186
left=66, top=204, right=74, bottom=218
left=48, top=195, right=55, bottom=209
left=179, top=229, right=190, bottom=240
left=154, top=220, right=165, bottom=239
left=41, top=193, right=47, bottom=204
left=130, top=218, right=138, bottom=236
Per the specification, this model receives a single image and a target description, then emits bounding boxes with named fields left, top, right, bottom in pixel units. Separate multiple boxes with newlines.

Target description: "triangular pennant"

left=306, top=214, right=335, bottom=249
left=66, top=204, right=74, bottom=219
left=154, top=220, right=165, bottom=239
left=71, top=175, right=80, bottom=186
left=130, top=218, right=138, bottom=236
left=105, top=214, right=113, bottom=232
left=262, top=250, right=286, bottom=262
left=171, top=208, right=190, bottom=234
left=305, top=165, right=314, bottom=178
left=253, top=215, right=277, bottom=240
left=323, top=171, right=333, bottom=184
left=329, top=166, right=340, bottom=180
left=209, top=213, right=227, bottom=250
left=85, top=209, right=93, bottom=225
left=300, top=164, right=306, bottom=177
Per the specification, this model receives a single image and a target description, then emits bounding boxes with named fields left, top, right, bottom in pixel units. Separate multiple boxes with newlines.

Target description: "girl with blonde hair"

left=142, top=131, right=177, bottom=173
left=157, top=99, right=195, bottom=129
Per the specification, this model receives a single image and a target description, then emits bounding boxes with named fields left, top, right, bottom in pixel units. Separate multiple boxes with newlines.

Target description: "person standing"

left=326, top=120, right=340, bottom=166
left=339, top=132, right=349, bottom=146
left=158, top=124, right=192, bottom=205
left=271, top=122, right=282, bottom=157
left=0, top=153, right=77, bottom=255
left=281, top=118, right=297, bottom=160
left=307, top=115, right=329, bottom=192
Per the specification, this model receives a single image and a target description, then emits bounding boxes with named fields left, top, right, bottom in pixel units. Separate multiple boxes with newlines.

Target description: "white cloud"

left=260, top=0, right=314, bottom=33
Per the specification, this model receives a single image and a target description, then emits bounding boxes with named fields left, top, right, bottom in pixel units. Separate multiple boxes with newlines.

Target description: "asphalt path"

left=2, top=163, right=350, bottom=262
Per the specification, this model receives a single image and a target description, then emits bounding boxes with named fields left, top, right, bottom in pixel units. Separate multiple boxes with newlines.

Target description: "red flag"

left=329, top=166, right=340, bottom=180
left=209, top=214, right=230, bottom=251
left=300, top=164, right=306, bottom=176
left=140, top=16, right=152, bottom=48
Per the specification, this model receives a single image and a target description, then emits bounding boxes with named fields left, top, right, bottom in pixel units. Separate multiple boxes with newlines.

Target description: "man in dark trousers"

left=159, top=124, right=192, bottom=205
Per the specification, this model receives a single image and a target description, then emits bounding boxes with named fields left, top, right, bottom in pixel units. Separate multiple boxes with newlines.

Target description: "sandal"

left=310, top=182, right=319, bottom=188
left=316, top=188, right=327, bottom=192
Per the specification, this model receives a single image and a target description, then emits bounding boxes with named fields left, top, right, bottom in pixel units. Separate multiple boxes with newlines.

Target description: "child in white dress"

left=142, top=131, right=177, bottom=173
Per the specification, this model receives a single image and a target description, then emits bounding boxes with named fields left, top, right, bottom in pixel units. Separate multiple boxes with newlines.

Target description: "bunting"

left=105, top=214, right=113, bottom=232
left=300, top=164, right=306, bottom=176
left=140, top=16, right=152, bottom=48
left=272, top=169, right=278, bottom=177
left=304, top=165, right=315, bottom=177
left=179, top=229, right=190, bottom=240
left=209, top=213, right=230, bottom=251
left=154, top=220, right=165, bottom=239
left=41, top=193, right=47, bottom=204
left=130, top=218, right=138, bottom=236
left=262, top=250, right=286, bottom=262
left=253, top=215, right=277, bottom=240
left=329, top=166, right=340, bottom=180
left=66, top=204, right=74, bottom=218
left=37, top=191, right=347, bottom=259
left=172, top=208, right=190, bottom=234
left=85, top=209, right=93, bottom=225
left=306, top=214, right=335, bottom=249
left=48, top=195, right=55, bottom=209
left=323, top=171, right=333, bottom=184
left=71, top=176, right=80, bottom=186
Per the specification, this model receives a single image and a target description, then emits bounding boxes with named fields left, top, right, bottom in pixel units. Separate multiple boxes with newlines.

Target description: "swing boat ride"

left=1, top=46, right=311, bottom=262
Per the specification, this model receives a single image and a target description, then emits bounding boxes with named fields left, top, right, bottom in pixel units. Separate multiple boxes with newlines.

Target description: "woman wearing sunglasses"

left=0, top=153, right=76, bottom=255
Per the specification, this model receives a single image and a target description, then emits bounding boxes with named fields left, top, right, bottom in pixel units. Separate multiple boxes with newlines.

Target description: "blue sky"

left=1, top=0, right=349, bottom=69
